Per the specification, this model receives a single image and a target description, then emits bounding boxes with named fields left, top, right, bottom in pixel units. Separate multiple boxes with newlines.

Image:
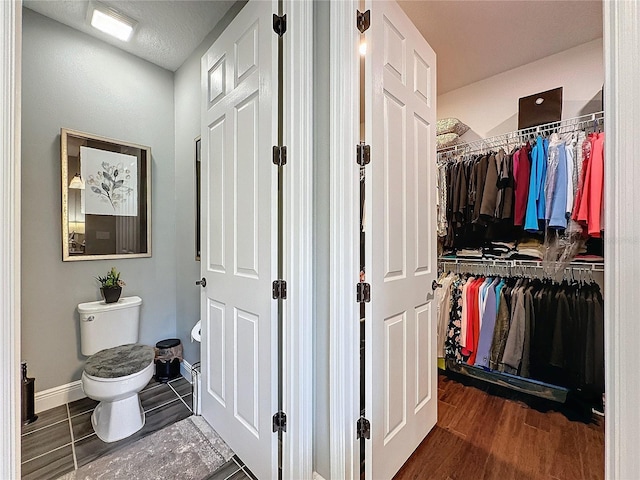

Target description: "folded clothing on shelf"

left=456, top=248, right=483, bottom=259
left=507, top=238, right=545, bottom=260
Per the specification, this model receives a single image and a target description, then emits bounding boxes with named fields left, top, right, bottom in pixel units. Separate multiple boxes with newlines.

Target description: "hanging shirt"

left=436, top=273, right=456, bottom=358
left=474, top=277, right=501, bottom=368
left=573, top=136, right=592, bottom=221
left=548, top=136, right=568, bottom=229
left=524, top=137, right=548, bottom=231
left=459, top=276, right=474, bottom=349
left=545, top=133, right=563, bottom=220
left=513, top=145, right=531, bottom=226
left=565, top=137, right=575, bottom=217
left=495, top=149, right=514, bottom=219
left=587, top=132, right=605, bottom=237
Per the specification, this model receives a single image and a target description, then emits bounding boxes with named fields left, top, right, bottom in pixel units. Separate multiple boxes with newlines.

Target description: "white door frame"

left=0, top=0, right=21, bottom=477
left=602, top=2, right=640, bottom=478
left=328, top=0, right=360, bottom=478
left=0, top=1, right=313, bottom=477
left=327, top=0, right=639, bottom=478
left=281, top=0, right=314, bottom=477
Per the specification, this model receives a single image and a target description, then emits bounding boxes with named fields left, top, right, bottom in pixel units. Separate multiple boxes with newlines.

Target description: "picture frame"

left=61, top=128, right=152, bottom=261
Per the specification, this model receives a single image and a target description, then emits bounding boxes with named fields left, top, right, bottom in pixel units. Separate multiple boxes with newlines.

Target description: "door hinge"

left=273, top=14, right=287, bottom=36
left=273, top=411, right=287, bottom=433
left=356, top=282, right=371, bottom=303
left=356, top=10, right=371, bottom=33
left=357, top=417, right=371, bottom=439
left=272, top=280, right=287, bottom=300
left=273, top=145, right=287, bottom=167
left=357, top=142, right=370, bottom=166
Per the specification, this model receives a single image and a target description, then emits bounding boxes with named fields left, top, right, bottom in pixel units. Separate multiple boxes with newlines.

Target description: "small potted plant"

left=97, top=267, right=126, bottom=304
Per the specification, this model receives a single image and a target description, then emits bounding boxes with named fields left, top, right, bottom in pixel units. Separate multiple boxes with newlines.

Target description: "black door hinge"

left=357, top=10, right=371, bottom=33
left=273, top=411, right=287, bottom=433
left=272, top=280, right=287, bottom=300
left=357, top=417, right=371, bottom=439
left=273, top=14, right=287, bottom=36
left=273, top=145, right=287, bottom=167
left=356, top=282, right=371, bottom=303
left=357, top=142, right=370, bottom=166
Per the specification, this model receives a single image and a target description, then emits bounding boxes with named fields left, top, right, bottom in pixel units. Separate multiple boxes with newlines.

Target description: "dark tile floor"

left=21, top=376, right=254, bottom=480
left=205, top=456, right=258, bottom=480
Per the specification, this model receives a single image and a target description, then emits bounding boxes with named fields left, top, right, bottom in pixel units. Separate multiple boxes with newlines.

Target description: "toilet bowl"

left=81, top=343, right=155, bottom=442
left=78, top=296, right=155, bottom=443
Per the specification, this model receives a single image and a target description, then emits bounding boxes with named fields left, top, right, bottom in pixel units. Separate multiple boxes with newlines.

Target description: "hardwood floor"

left=394, top=372, right=604, bottom=480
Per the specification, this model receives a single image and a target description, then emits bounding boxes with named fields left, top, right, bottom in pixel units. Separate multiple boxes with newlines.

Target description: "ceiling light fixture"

left=89, top=3, right=137, bottom=42
left=69, top=173, right=85, bottom=190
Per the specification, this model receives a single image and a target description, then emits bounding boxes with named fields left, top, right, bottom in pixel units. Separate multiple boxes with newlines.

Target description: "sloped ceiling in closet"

left=398, top=0, right=603, bottom=94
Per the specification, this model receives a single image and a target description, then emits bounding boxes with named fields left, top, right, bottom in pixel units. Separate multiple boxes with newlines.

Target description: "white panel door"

left=200, top=1, right=277, bottom=479
left=364, top=2, right=438, bottom=479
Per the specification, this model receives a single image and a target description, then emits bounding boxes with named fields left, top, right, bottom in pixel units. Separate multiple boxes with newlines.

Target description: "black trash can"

left=155, top=338, right=183, bottom=383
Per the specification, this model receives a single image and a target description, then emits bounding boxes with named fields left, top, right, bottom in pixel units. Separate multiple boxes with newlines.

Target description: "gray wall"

left=313, top=1, right=331, bottom=477
left=21, top=9, right=177, bottom=391
left=173, top=1, right=247, bottom=366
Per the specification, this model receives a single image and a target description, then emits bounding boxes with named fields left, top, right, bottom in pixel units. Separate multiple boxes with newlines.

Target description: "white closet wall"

left=437, top=38, right=603, bottom=139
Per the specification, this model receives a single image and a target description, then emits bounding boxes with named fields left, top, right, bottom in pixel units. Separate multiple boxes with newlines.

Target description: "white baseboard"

left=35, top=380, right=86, bottom=413
left=34, top=361, right=196, bottom=414
left=181, top=359, right=194, bottom=383
left=313, top=472, right=327, bottom=480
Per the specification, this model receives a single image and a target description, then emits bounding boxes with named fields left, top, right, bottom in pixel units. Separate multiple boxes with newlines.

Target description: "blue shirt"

left=524, top=136, right=548, bottom=231
left=549, top=141, right=568, bottom=229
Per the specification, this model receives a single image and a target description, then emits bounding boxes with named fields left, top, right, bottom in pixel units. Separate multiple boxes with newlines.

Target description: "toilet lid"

left=85, top=344, right=155, bottom=379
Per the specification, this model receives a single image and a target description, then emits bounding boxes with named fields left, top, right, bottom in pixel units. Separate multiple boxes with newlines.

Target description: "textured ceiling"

left=24, top=0, right=603, bottom=90
left=398, top=0, right=603, bottom=94
left=23, top=0, right=237, bottom=72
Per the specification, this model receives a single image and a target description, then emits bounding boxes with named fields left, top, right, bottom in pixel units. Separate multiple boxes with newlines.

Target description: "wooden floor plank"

left=393, top=372, right=604, bottom=480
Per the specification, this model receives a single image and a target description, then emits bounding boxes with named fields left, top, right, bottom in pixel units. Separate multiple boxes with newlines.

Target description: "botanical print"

left=81, top=146, right=138, bottom=216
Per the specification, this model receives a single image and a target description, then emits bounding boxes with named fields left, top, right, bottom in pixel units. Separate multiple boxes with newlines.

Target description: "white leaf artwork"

left=81, top=146, right=138, bottom=216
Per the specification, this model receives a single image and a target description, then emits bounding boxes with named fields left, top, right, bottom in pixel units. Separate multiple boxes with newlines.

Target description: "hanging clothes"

left=438, top=271, right=605, bottom=395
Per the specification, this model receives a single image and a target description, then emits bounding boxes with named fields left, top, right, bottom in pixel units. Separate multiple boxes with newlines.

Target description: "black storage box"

left=155, top=338, right=183, bottom=382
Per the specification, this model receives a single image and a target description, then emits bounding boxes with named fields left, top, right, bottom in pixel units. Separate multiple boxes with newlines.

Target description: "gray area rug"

left=57, top=416, right=234, bottom=480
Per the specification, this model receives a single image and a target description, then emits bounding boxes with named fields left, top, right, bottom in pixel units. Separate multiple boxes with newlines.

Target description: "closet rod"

left=437, top=110, right=604, bottom=158
left=439, top=257, right=604, bottom=272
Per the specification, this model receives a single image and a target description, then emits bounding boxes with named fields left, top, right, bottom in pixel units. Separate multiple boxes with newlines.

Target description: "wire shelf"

left=437, top=111, right=604, bottom=158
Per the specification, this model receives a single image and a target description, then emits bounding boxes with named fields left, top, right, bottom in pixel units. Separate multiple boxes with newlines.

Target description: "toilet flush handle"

left=85, top=315, right=95, bottom=322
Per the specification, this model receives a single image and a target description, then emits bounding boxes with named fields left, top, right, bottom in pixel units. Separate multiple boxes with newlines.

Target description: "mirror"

left=61, top=128, right=151, bottom=261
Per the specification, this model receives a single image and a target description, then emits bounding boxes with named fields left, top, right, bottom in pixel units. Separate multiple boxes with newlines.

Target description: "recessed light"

left=535, top=97, right=545, bottom=105
left=89, top=3, right=137, bottom=42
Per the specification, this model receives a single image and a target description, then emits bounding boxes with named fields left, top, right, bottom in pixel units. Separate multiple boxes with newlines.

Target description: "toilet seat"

left=84, top=343, right=155, bottom=379
left=81, top=344, right=156, bottom=443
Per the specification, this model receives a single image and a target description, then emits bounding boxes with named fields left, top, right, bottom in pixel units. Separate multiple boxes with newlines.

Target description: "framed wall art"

left=61, top=128, right=151, bottom=261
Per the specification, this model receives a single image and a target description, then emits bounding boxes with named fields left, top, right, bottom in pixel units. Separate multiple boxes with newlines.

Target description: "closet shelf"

left=445, top=359, right=569, bottom=403
left=437, top=110, right=604, bottom=157
left=438, top=256, right=604, bottom=272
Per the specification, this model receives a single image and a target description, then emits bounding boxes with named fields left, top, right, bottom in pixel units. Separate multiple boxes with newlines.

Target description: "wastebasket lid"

left=156, top=338, right=181, bottom=349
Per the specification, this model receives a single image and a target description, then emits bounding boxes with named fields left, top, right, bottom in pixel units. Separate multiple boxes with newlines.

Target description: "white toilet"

left=78, top=296, right=155, bottom=443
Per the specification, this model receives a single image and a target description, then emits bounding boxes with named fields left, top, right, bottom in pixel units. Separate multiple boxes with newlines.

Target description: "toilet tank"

left=78, top=296, right=143, bottom=356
